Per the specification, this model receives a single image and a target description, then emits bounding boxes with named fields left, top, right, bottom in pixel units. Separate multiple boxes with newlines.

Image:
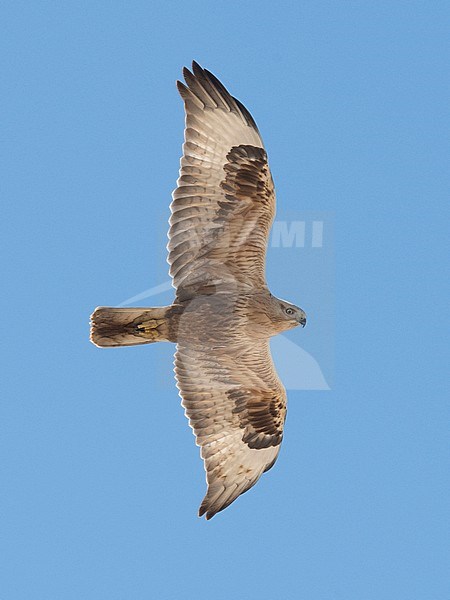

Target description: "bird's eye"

left=285, top=308, right=294, bottom=316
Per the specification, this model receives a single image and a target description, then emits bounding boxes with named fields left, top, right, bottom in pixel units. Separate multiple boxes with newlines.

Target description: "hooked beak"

left=297, top=310, right=307, bottom=328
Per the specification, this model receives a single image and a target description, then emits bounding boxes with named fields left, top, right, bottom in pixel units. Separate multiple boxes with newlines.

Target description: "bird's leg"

left=135, top=319, right=167, bottom=340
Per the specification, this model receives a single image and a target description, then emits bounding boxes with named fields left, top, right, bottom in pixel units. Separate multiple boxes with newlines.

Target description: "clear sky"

left=1, top=2, right=448, bottom=599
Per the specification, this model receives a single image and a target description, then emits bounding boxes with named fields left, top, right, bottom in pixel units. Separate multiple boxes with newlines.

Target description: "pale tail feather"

left=90, top=306, right=171, bottom=347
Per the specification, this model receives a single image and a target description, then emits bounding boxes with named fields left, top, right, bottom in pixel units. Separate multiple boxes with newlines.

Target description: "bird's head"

left=260, top=294, right=306, bottom=333
left=275, top=299, right=307, bottom=330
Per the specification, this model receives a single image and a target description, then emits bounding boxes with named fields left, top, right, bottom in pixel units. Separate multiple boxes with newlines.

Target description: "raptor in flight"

left=90, top=62, right=307, bottom=519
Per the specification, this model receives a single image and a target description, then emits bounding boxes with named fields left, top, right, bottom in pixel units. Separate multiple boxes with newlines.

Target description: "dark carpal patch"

left=230, top=387, right=285, bottom=449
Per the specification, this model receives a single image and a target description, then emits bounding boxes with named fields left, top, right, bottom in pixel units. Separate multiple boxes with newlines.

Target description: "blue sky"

left=1, top=2, right=448, bottom=599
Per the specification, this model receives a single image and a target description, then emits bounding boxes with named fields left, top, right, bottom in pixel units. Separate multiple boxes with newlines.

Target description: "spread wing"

left=175, top=338, right=287, bottom=520
left=168, top=62, right=276, bottom=299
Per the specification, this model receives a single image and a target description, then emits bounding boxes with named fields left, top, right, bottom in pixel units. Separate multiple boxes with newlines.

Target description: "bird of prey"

left=90, top=62, right=307, bottom=520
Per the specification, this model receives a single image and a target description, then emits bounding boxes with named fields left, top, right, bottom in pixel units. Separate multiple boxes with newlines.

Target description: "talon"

left=135, top=319, right=165, bottom=336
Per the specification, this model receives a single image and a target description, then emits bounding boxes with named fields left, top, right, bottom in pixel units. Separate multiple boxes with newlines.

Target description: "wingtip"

left=198, top=506, right=215, bottom=521
left=198, top=501, right=216, bottom=520
left=182, top=65, right=192, bottom=81
left=191, top=60, right=203, bottom=76
left=176, top=79, right=187, bottom=92
left=176, top=79, right=190, bottom=102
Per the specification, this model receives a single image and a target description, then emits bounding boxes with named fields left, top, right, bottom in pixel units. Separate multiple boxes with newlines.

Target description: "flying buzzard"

left=90, top=62, right=307, bottom=519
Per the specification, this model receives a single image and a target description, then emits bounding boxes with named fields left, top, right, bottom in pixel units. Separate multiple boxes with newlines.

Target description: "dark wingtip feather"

left=178, top=61, right=260, bottom=136
left=182, top=65, right=193, bottom=81
left=176, top=80, right=191, bottom=102
left=191, top=60, right=203, bottom=75
left=203, top=68, right=227, bottom=92
left=199, top=501, right=217, bottom=520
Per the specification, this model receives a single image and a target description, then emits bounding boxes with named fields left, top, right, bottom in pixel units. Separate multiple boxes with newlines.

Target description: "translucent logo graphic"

left=118, top=212, right=334, bottom=391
